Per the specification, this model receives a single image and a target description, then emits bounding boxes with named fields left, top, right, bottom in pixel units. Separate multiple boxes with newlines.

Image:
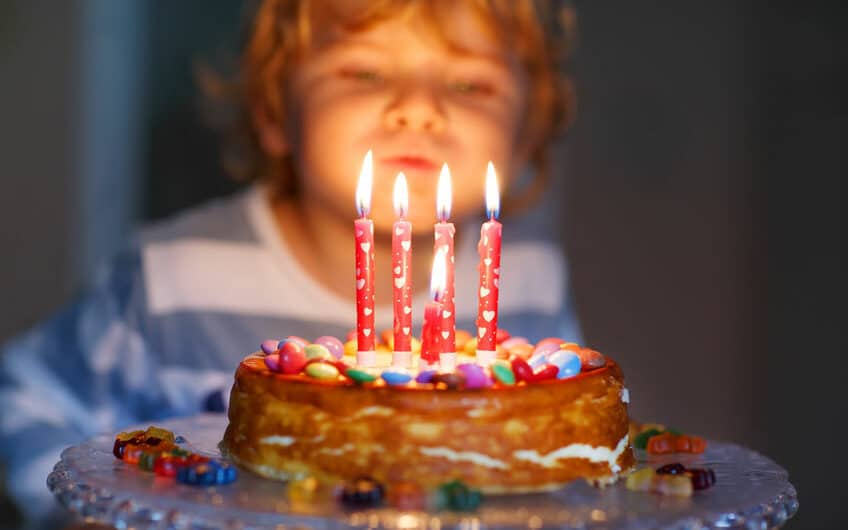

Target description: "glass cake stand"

left=47, top=414, right=798, bottom=530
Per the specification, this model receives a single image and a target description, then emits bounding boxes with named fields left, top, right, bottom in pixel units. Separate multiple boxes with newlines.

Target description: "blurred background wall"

left=1, top=0, right=844, bottom=528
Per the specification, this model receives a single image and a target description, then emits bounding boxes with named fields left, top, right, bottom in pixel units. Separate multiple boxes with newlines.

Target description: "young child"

left=0, top=0, right=580, bottom=522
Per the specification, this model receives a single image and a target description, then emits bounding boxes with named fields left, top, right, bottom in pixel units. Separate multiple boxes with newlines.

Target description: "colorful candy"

left=633, top=428, right=663, bottom=450
left=625, top=467, right=693, bottom=497
left=530, top=340, right=561, bottom=359
left=500, top=336, right=529, bottom=350
left=536, top=337, right=566, bottom=351
left=646, top=432, right=706, bottom=455
left=314, top=336, right=344, bottom=359
left=576, top=347, right=606, bottom=370
left=455, top=329, right=472, bottom=352
left=279, top=342, right=308, bottom=374
left=264, top=353, right=280, bottom=372
left=305, top=362, right=340, bottom=380
left=547, top=349, right=581, bottom=379
left=346, top=368, right=378, bottom=384
left=339, top=476, right=384, bottom=508
left=176, top=460, right=237, bottom=486
left=387, top=481, right=427, bottom=510
left=506, top=342, right=534, bottom=360
left=304, top=344, right=331, bottom=361
left=491, top=360, right=515, bottom=385
left=686, top=468, right=717, bottom=490
left=113, top=427, right=236, bottom=485
left=431, top=372, right=466, bottom=390
left=655, top=463, right=686, bottom=475
left=530, top=364, right=558, bottom=382
left=435, top=480, right=482, bottom=511
left=510, top=357, right=533, bottom=383
left=260, top=339, right=279, bottom=355
left=456, top=363, right=491, bottom=389
left=415, top=370, right=438, bottom=384
left=627, top=463, right=716, bottom=496
left=381, top=370, right=412, bottom=386
left=279, top=336, right=309, bottom=349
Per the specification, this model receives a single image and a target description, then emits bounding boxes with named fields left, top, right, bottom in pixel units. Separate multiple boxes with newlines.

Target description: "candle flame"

left=430, top=246, right=448, bottom=302
left=356, top=150, right=373, bottom=217
left=486, top=161, right=500, bottom=220
left=437, top=163, right=452, bottom=222
left=393, top=172, right=409, bottom=218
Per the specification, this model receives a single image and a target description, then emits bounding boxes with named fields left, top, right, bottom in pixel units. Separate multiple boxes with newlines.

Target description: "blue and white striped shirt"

left=0, top=184, right=581, bottom=519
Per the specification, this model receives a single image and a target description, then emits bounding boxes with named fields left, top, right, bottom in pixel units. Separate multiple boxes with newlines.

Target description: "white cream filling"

left=419, top=446, right=509, bottom=469
left=353, top=406, right=395, bottom=418
left=260, top=435, right=296, bottom=446
left=513, top=434, right=629, bottom=473
left=318, top=443, right=354, bottom=456
left=621, top=388, right=630, bottom=404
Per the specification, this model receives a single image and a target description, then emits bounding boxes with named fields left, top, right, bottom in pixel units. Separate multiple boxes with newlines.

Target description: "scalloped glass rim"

left=47, top=414, right=798, bottom=530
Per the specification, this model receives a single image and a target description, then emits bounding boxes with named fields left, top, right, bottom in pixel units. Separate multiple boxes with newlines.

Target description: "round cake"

left=221, top=339, right=634, bottom=494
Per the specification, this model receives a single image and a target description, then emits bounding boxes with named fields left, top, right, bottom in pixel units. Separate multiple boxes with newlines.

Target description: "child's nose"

left=383, top=86, right=446, bottom=134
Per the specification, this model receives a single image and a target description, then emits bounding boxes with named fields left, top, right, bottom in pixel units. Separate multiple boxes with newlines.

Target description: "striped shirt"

left=0, top=184, right=581, bottom=519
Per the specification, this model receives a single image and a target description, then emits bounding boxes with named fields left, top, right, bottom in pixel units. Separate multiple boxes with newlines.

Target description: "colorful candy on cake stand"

left=112, top=426, right=236, bottom=486
left=254, top=329, right=608, bottom=391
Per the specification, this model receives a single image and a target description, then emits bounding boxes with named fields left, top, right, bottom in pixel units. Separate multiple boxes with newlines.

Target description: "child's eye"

left=450, top=80, right=494, bottom=95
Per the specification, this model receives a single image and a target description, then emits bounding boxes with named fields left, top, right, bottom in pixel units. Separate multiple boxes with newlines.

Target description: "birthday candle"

left=354, top=151, right=376, bottom=367
left=475, top=162, right=502, bottom=366
left=434, top=164, right=456, bottom=364
left=421, top=247, right=447, bottom=369
left=392, top=172, right=413, bottom=367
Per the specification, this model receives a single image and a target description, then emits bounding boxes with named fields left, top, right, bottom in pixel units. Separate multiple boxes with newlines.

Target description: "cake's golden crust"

left=222, top=357, right=634, bottom=492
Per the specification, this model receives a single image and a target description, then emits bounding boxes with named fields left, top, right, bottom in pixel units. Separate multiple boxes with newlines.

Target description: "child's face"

left=280, top=5, right=529, bottom=233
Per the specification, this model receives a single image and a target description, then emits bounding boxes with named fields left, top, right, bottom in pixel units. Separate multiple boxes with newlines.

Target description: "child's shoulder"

left=139, top=185, right=261, bottom=246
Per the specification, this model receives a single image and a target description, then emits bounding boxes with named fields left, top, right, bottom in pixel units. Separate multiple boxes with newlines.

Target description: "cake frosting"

left=221, top=344, right=634, bottom=493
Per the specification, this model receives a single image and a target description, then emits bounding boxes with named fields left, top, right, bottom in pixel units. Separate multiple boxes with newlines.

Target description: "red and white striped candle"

left=475, top=162, right=502, bottom=366
left=391, top=172, right=413, bottom=367
left=434, top=163, right=456, bottom=370
left=354, top=150, right=376, bottom=367
left=421, top=246, right=448, bottom=369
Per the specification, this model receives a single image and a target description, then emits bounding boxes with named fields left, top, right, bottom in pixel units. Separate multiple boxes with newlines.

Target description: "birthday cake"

left=221, top=334, right=634, bottom=494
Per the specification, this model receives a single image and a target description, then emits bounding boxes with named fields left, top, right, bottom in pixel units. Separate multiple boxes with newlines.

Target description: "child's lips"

left=380, top=156, right=439, bottom=173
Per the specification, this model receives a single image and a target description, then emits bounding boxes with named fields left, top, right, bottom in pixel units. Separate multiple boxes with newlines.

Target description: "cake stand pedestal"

left=47, top=414, right=798, bottom=530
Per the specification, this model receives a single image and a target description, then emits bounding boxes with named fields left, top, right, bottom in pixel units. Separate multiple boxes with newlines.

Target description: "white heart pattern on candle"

left=442, top=310, right=452, bottom=318
left=357, top=279, right=365, bottom=290
left=484, top=258, right=492, bottom=266
left=363, top=328, right=371, bottom=336
left=483, top=236, right=488, bottom=246
left=395, top=226, right=404, bottom=236
left=494, top=279, right=499, bottom=288
left=363, top=307, right=373, bottom=316
left=356, top=267, right=361, bottom=276
left=394, top=266, right=401, bottom=275
left=394, top=277, right=405, bottom=288
left=360, top=242, right=370, bottom=253
left=493, top=268, right=500, bottom=275
left=404, top=306, right=412, bottom=314
left=401, top=240, right=411, bottom=251
left=480, top=286, right=490, bottom=297
left=478, top=327, right=486, bottom=338
left=402, top=327, right=410, bottom=335
left=356, top=229, right=363, bottom=237
left=435, top=232, right=442, bottom=240
left=441, top=331, right=449, bottom=339
left=483, top=310, right=495, bottom=322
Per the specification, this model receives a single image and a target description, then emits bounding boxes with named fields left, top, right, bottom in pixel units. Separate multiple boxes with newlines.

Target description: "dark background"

left=1, top=1, right=846, bottom=528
